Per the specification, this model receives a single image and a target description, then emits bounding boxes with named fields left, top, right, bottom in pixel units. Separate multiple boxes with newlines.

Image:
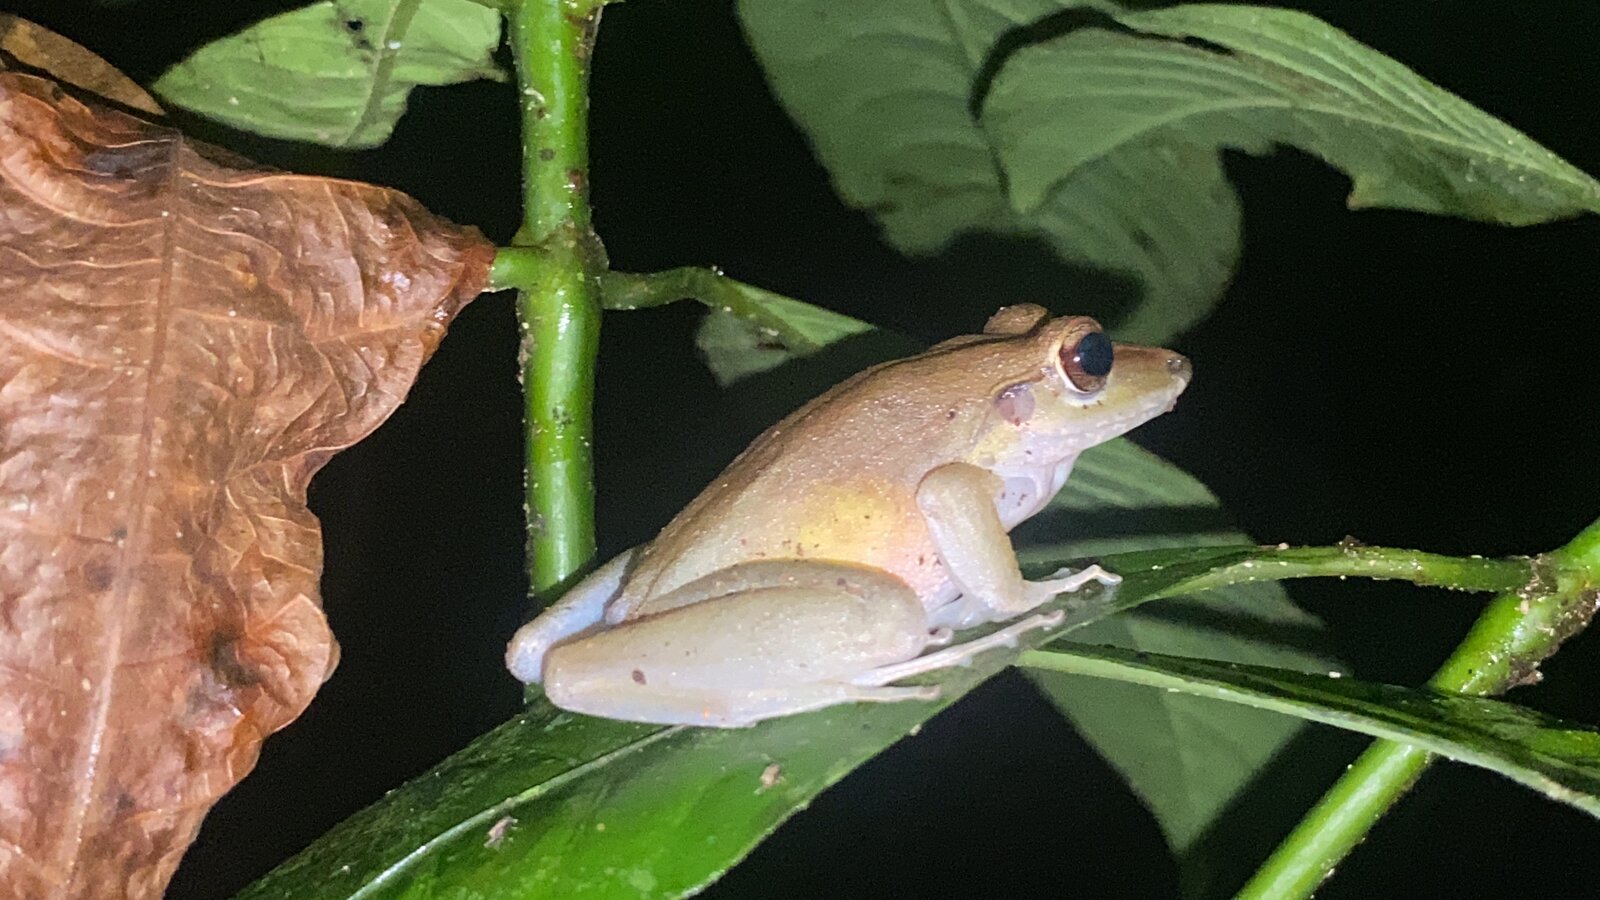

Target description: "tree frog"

left=506, top=304, right=1191, bottom=727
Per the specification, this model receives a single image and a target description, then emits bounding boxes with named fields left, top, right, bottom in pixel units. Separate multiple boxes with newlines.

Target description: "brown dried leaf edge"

left=0, top=72, right=494, bottom=898
left=0, top=18, right=162, bottom=116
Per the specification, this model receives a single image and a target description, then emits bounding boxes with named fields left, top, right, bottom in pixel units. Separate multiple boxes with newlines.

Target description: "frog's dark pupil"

left=1075, top=332, right=1114, bottom=377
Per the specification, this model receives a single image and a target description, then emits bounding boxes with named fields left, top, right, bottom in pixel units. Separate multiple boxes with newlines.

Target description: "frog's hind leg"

left=542, top=561, right=945, bottom=727
left=506, top=549, right=636, bottom=683
left=850, top=609, right=1065, bottom=687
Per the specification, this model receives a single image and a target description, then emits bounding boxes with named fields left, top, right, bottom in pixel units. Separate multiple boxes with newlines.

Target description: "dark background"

left=10, top=1, right=1600, bottom=897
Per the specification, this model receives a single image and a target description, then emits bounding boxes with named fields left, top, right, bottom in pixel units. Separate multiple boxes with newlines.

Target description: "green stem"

left=488, top=246, right=547, bottom=292
left=602, top=267, right=840, bottom=353
left=1135, top=544, right=1530, bottom=599
left=1238, top=517, right=1600, bottom=899
left=506, top=0, right=605, bottom=594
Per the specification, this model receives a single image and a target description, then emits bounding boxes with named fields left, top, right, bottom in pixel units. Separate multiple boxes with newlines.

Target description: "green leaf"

left=694, top=293, right=874, bottom=384
left=738, top=0, right=1229, bottom=343
left=738, top=1, right=1599, bottom=344
left=1021, top=439, right=1335, bottom=866
left=988, top=4, right=1600, bottom=223
left=1020, top=644, right=1600, bottom=820
left=153, top=0, right=503, bottom=148
left=238, top=574, right=1144, bottom=899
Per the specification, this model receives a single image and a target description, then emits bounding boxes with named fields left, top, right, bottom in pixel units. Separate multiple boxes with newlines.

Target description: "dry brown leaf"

left=0, top=71, right=494, bottom=898
left=0, top=17, right=161, bottom=115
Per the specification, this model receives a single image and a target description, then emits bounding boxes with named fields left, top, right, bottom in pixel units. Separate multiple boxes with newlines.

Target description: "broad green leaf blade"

left=238, top=576, right=1145, bottom=899
left=1019, top=140, right=1239, bottom=344
left=694, top=294, right=874, bottom=384
left=736, top=0, right=1236, bottom=344
left=154, top=0, right=503, bottom=148
left=1020, top=644, right=1600, bottom=820
left=1023, top=439, right=1334, bottom=863
left=739, top=1, right=1599, bottom=344
left=987, top=5, right=1600, bottom=223
left=738, top=0, right=1064, bottom=253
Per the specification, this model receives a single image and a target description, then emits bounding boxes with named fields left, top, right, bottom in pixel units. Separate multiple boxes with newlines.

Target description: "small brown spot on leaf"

left=631, top=669, right=646, bottom=685
left=757, top=763, right=782, bottom=792
left=81, top=556, right=114, bottom=592
left=208, top=632, right=259, bottom=689
left=485, top=815, right=517, bottom=849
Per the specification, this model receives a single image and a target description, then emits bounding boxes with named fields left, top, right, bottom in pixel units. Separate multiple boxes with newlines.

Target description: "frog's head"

left=975, top=304, right=1191, bottom=467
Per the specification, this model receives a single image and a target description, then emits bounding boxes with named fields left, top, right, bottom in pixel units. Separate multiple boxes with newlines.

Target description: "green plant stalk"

left=1131, top=544, right=1530, bottom=599
left=1238, top=517, right=1600, bottom=899
left=601, top=267, right=825, bottom=351
left=506, top=0, right=605, bottom=594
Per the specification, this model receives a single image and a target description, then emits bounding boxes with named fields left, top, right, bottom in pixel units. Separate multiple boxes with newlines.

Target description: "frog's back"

left=620, top=337, right=1027, bottom=605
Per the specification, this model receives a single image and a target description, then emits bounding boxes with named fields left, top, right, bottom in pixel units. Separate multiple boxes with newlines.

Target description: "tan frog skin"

left=506, top=304, right=1191, bottom=727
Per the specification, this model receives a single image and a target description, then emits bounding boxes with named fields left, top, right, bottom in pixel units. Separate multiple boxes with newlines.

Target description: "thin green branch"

left=487, top=246, right=548, bottom=292
left=1238, top=516, right=1600, bottom=899
left=1128, top=543, right=1531, bottom=600
left=602, top=267, right=830, bottom=353
left=506, top=0, right=605, bottom=594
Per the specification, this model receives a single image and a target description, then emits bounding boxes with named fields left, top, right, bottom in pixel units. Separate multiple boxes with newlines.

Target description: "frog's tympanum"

left=507, top=304, right=1191, bottom=726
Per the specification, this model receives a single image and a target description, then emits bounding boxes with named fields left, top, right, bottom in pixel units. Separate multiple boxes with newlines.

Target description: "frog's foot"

left=1024, top=563, right=1120, bottom=606
left=848, top=609, right=1065, bottom=687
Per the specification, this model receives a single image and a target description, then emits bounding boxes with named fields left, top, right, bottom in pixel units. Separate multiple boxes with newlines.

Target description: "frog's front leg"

left=916, top=462, right=1119, bottom=629
left=540, top=561, right=943, bottom=727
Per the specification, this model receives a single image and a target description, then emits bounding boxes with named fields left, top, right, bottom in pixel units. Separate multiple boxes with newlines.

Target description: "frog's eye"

left=1059, top=330, right=1114, bottom=394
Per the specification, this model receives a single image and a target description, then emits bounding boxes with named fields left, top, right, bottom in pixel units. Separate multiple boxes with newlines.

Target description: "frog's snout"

left=1166, top=352, right=1193, bottom=386
left=1157, top=351, right=1191, bottom=413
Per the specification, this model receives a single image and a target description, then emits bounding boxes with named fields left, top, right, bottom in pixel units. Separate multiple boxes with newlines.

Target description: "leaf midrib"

left=337, top=0, right=426, bottom=148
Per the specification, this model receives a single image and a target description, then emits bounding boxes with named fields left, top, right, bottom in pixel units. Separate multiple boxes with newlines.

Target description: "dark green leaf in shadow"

left=1023, top=439, right=1335, bottom=869
left=694, top=294, right=875, bottom=384
left=154, top=0, right=503, bottom=148
left=1020, top=643, right=1600, bottom=820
